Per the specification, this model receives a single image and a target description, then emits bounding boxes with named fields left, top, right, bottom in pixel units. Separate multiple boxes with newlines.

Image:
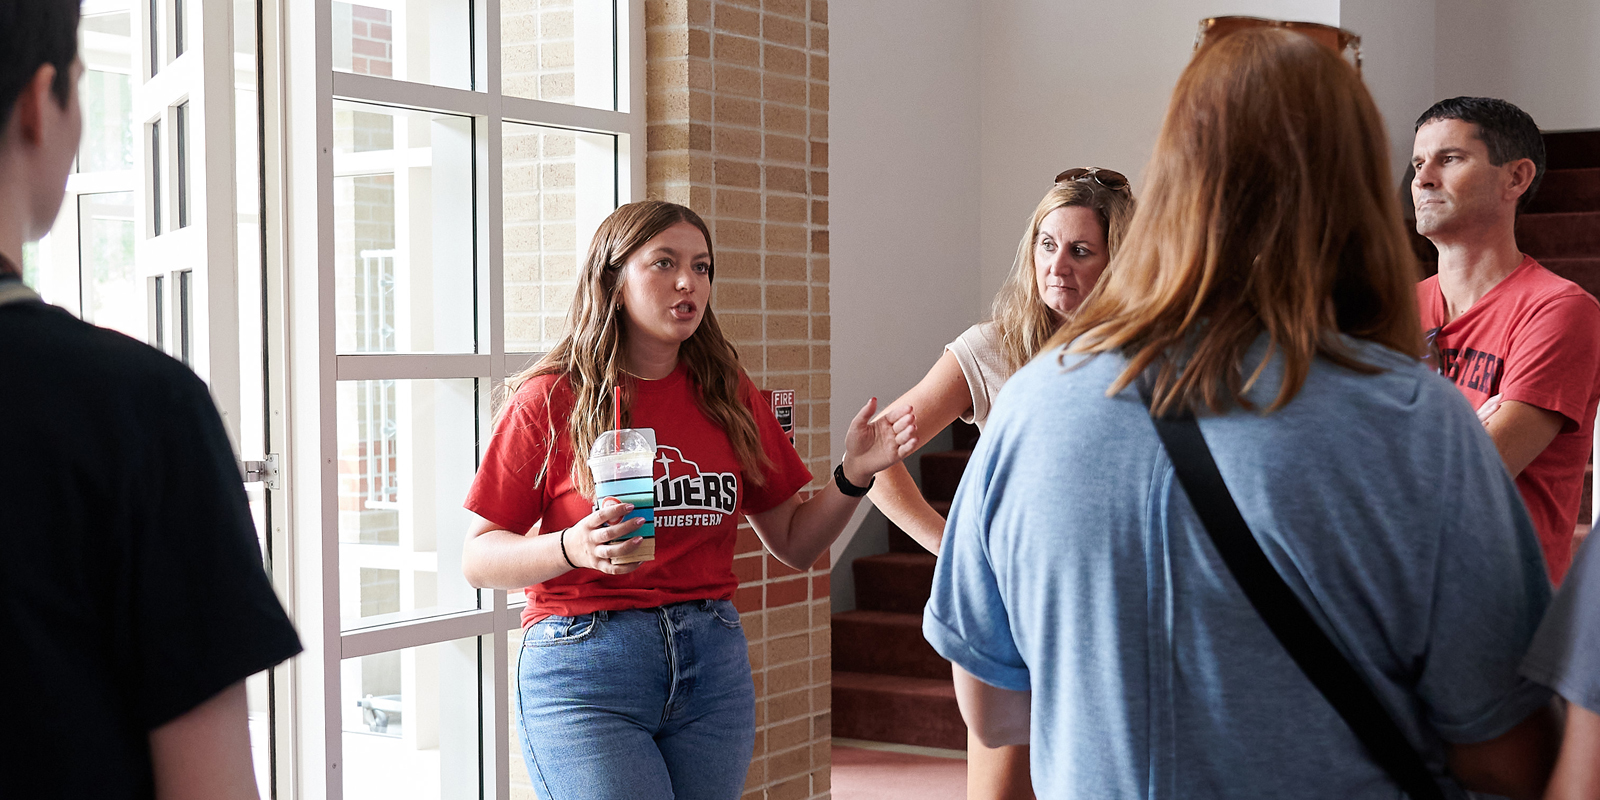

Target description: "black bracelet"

left=834, top=462, right=873, bottom=497
left=559, top=527, right=579, bottom=570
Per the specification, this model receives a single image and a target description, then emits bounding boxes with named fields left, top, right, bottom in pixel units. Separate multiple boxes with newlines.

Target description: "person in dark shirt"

left=0, top=2, right=301, bottom=798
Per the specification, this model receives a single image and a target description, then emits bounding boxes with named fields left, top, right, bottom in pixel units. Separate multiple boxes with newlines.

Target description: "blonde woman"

left=462, top=200, right=917, bottom=800
left=868, top=172, right=1134, bottom=799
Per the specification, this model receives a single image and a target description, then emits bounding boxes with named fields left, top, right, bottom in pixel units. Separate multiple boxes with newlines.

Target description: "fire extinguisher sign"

left=763, top=389, right=795, bottom=444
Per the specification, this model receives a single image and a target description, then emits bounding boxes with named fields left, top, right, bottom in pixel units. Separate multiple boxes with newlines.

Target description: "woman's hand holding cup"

left=567, top=498, right=647, bottom=575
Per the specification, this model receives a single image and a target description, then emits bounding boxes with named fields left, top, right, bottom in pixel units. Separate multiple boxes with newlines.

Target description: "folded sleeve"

left=1522, top=533, right=1600, bottom=713
left=130, top=377, right=302, bottom=730
left=923, top=434, right=1030, bottom=692
left=1414, top=397, right=1554, bottom=742
left=465, top=382, right=559, bottom=534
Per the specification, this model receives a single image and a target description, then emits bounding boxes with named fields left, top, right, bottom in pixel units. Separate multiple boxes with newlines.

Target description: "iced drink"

left=587, top=427, right=657, bottom=564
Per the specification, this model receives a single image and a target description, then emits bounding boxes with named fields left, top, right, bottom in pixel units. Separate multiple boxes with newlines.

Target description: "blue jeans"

left=516, top=599, right=756, bottom=800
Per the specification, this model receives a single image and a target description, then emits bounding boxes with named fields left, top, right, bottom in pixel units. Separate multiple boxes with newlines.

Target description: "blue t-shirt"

left=925, top=336, right=1553, bottom=799
left=1523, top=533, right=1600, bottom=713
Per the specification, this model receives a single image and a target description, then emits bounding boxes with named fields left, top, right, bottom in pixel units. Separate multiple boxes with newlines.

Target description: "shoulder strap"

left=0, top=279, right=41, bottom=308
left=1137, top=379, right=1445, bottom=800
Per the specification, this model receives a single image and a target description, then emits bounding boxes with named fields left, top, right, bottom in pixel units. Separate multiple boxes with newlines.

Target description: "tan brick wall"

left=647, top=1, right=833, bottom=797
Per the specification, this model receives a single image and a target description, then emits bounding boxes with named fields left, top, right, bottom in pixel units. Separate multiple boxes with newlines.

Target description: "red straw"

left=613, top=386, right=623, bottom=448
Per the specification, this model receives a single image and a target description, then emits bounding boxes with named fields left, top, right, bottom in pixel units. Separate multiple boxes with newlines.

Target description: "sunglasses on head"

left=1194, top=16, right=1362, bottom=74
left=1055, top=167, right=1130, bottom=191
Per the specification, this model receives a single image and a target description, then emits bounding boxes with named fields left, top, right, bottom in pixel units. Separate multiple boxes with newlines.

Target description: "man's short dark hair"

left=1416, top=96, right=1546, bottom=213
left=0, top=0, right=81, bottom=135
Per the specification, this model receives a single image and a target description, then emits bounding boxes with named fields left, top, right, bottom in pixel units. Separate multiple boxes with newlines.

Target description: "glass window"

left=337, top=378, right=481, bottom=631
left=20, top=242, right=39, bottom=288
left=78, top=70, right=134, bottom=172
left=506, top=628, right=536, bottom=793
left=332, top=0, right=473, bottom=91
left=175, top=101, right=189, bottom=228
left=501, top=0, right=617, bottom=110
left=147, top=0, right=160, bottom=76
left=341, top=638, right=483, bottom=796
left=333, top=101, right=477, bottom=355
left=501, top=123, right=616, bottom=353
left=149, top=120, right=162, bottom=235
left=178, top=268, right=193, bottom=366
left=77, top=192, right=141, bottom=338
left=150, top=274, right=165, bottom=350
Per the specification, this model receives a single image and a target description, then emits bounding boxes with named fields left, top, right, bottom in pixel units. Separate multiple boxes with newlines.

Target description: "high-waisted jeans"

left=516, top=599, right=756, bottom=800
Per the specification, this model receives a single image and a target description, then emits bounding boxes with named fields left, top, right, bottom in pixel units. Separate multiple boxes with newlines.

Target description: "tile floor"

left=831, top=739, right=967, bottom=800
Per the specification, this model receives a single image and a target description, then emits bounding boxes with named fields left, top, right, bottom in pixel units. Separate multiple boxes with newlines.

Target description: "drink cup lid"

left=588, top=427, right=657, bottom=461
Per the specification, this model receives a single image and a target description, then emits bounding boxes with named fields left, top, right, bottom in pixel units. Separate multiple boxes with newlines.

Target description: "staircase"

left=1525, top=130, right=1600, bottom=547
left=831, top=421, right=980, bottom=750
left=1520, top=129, right=1600, bottom=305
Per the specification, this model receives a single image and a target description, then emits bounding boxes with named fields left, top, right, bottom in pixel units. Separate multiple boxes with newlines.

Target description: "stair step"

left=1527, top=168, right=1600, bottom=214
left=853, top=552, right=937, bottom=614
left=1545, top=130, right=1600, bottom=171
left=886, top=500, right=949, bottom=553
left=831, top=671, right=967, bottom=750
left=1537, top=258, right=1600, bottom=301
left=919, top=450, right=973, bottom=503
left=1517, top=211, right=1600, bottom=260
left=832, top=610, right=951, bottom=680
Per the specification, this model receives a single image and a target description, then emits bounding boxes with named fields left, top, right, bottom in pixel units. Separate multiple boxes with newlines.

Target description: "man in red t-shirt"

left=1412, top=96, right=1600, bottom=584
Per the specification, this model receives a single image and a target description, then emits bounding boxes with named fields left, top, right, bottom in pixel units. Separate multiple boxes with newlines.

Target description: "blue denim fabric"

left=516, top=599, right=756, bottom=800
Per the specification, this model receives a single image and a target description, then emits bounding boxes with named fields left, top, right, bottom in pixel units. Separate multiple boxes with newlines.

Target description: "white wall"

left=975, top=0, right=1340, bottom=301
left=829, top=0, right=983, bottom=583
left=831, top=0, right=984, bottom=458
left=1342, top=0, right=1437, bottom=184
left=1435, top=0, right=1600, bottom=132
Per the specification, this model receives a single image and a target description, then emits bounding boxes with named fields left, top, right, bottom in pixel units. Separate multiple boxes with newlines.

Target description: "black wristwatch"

left=834, top=462, right=873, bottom=497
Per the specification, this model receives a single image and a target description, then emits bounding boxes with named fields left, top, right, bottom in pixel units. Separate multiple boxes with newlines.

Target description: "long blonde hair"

left=991, top=177, right=1135, bottom=371
left=504, top=200, right=768, bottom=498
left=1053, top=27, right=1422, bottom=417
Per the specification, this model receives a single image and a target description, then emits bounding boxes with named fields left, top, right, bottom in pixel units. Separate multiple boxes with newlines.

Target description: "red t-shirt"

left=464, top=361, right=812, bottom=626
left=1418, top=256, right=1600, bottom=583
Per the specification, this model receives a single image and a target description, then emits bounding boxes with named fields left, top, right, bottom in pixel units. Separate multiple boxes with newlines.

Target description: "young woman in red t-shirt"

left=462, top=200, right=916, bottom=800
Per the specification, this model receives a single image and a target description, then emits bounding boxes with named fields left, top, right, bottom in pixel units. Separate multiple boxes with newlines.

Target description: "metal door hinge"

left=242, top=454, right=281, bottom=491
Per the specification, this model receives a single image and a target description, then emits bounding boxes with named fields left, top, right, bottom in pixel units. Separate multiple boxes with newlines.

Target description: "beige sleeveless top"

left=944, top=321, right=1015, bottom=432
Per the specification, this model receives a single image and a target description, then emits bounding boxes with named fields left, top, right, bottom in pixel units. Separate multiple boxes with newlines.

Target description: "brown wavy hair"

left=1052, top=27, right=1423, bottom=416
left=991, top=177, right=1135, bottom=371
left=503, top=200, right=768, bottom=498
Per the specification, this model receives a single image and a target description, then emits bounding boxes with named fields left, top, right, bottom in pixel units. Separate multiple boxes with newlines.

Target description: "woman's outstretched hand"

left=841, top=397, right=918, bottom=487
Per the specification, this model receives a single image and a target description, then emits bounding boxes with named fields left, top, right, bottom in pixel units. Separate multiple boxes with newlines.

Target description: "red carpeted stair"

left=831, top=422, right=979, bottom=750
left=1523, top=130, right=1600, bottom=544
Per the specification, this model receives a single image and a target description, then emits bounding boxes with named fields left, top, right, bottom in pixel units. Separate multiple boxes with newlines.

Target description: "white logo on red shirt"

left=654, top=446, right=738, bottom=521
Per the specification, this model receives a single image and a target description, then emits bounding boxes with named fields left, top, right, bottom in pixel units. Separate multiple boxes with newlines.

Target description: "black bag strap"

left=1137, top=379, right=1445, bottom=800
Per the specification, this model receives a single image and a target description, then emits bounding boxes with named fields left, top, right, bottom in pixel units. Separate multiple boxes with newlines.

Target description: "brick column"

left=647, top=2, right=832, bottom=798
